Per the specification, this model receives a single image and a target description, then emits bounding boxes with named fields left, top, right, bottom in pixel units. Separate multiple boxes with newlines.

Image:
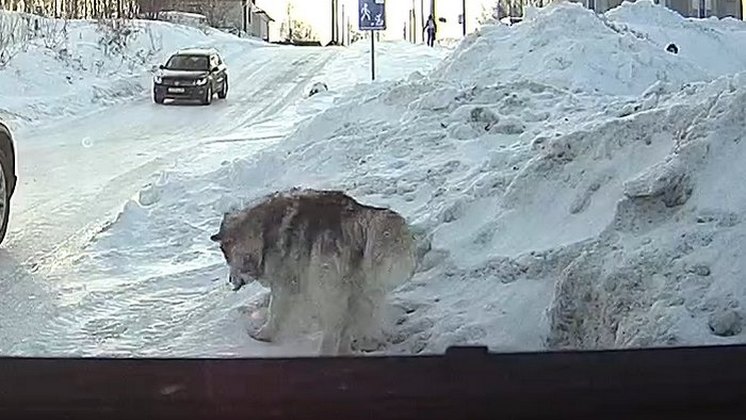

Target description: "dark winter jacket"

left=425, top=18, right=437, bottom=34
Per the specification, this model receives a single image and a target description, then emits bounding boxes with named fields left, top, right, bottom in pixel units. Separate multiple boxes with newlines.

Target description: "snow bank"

left=436, top=1, right=746, bottom=96
left=319, top=39, right=450, bottom=87
left=72, top=1, right=746, bottom=355
left=0, top=12, right=266, bottom=127
left=606, top=1, right=746, bottom=79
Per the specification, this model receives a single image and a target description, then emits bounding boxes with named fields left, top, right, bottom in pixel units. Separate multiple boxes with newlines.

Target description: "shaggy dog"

left=211, top=188, right=416, bottom=355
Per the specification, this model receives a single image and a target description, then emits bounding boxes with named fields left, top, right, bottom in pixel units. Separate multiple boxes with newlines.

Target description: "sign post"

left=359, top=0, right=386, bottom=81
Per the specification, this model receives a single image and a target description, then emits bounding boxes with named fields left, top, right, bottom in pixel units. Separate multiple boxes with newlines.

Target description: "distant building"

left=140, top=0, right=275, bottom=41
left=251, top=8, right=274, bottom=42
left=571, top=0, right=742, bottom=19
left=664, top=0, right=742, bottom=19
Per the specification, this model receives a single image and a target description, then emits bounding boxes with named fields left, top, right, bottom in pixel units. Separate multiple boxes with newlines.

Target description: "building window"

left=691, top=0, right=712, bottom=17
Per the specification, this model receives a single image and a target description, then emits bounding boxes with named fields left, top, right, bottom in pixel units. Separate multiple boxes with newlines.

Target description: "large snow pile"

left=0, top=11, right=265, bottom=127
left=438, top=1, right=746, bottom=96
left=54, top=1, right=746, bottom=356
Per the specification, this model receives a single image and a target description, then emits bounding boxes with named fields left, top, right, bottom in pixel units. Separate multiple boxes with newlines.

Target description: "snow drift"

left=439, top=1, right=746, bottom=96
left=53, top=1, right=746, bottom=355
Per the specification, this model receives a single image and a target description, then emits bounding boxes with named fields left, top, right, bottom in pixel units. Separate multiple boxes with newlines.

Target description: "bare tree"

left=0, top=12, right=28, bottom=68
left=289, top=19, right=317, bottom=42
left=40, top=16, right=68, bottom=50
left=477, top=2, right=499, bottom=24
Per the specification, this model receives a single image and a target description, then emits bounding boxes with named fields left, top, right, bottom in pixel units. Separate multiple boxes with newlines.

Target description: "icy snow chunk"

left=695, top=210, right=740, bottom=228
left=569, top=179, right=603, bottom=215
left=439, top=199, right=468, bottom=223
left=687, top=264, right=711, bottom=277
left=407, top=71, right=425, bottom=83
left=489, top=116, right=526, bottom=135
left=138, top=184, right=161, bottom=207
left=469, top=107, right=500, bottom=127
left=448, top=123, right=479, bottom=140
left=414, top=87, right=460, bottom=111
left=623, top=158, right=692, bottom=207
left=708, top=309, right=743, bottom=337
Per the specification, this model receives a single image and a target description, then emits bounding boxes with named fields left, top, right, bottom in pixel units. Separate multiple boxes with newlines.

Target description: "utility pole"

left=462, top=0, right=466, bottom=36
left=331, top=0, right=336, bottom=44
left=420, top=0, right=425, bottom=39
left=242, top=0, right=247, bottom=35
left=371, top=32, right=376, bottom=80
left=411, top=0, right=417, bottom=43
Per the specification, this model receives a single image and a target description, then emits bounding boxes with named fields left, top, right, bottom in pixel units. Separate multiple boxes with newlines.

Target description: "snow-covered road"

left=0, top=44, right=337, bottom=355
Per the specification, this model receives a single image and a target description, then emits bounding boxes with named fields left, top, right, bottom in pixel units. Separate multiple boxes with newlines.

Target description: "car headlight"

left=196, top=77, right=208, bottom=86
left=154, top=75, right=163, bottom=84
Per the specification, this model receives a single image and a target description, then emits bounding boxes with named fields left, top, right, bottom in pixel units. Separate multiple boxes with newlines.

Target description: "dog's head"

left=210, top=211, right=264, bottom=291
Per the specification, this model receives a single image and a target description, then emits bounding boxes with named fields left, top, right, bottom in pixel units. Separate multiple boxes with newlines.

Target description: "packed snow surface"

left=5, top=1, right=746, bottom=356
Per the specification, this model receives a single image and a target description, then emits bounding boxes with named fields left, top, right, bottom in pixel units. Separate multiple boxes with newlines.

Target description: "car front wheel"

left=201, top=84, right=213, bottom=106
left=218, top=78, right=228, bottom=99
left=0, top=149, right=12, bottom=244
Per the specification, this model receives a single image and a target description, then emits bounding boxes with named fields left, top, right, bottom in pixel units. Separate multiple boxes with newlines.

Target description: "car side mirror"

left=158, top=64, right=165, bottom=69
left=211, top=67, right=219, bottom=73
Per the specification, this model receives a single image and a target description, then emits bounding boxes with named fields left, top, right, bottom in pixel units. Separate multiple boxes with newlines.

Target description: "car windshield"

left=165, top=54, right=209, bottom=71
left=1, top=0, right=745, bottom=368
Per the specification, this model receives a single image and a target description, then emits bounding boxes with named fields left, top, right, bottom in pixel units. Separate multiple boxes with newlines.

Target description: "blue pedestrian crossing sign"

left=359, top=0, right=386, bottom=31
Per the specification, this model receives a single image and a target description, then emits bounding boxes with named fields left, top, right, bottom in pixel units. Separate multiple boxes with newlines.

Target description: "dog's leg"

left=251, top=288, right=289, bottom=342
left=318, top=292, right=350, bottom=356
left=319, top=326, right=344, bottom=356
left=337, top=314, right=355, bottom=356
left=349, top=287, right=386, bottom=352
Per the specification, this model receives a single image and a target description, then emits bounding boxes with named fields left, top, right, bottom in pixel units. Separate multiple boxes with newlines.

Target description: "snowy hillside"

left=0, top=11, right=266, bottom=127
left=7, top=1, right=746, bottom=356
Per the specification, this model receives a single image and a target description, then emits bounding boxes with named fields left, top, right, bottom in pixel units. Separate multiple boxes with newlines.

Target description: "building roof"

left=254, top=7, right=275, bottom=22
